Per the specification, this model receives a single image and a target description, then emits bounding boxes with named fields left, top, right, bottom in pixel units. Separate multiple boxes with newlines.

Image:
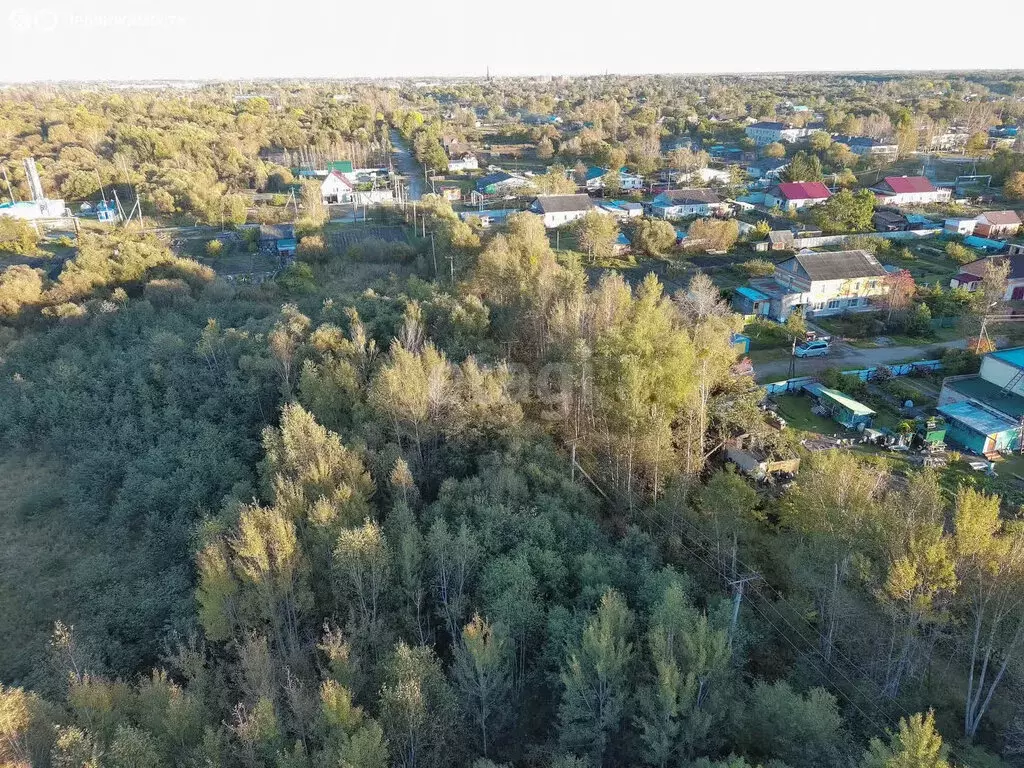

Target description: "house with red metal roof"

left=764, top=181, right=831, bottom=212
left=974, top=210, right=1022, bottom=239
left=871, top=176, right=951, bottom=206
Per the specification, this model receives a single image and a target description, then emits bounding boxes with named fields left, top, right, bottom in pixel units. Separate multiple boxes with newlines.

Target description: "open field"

left=326, top=225, right=411, bottom=252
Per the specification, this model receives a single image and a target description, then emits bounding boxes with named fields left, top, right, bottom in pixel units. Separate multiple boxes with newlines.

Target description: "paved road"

left=390, top=129, right=424, bottom=201
left=753, top=338, right=969, bottom=382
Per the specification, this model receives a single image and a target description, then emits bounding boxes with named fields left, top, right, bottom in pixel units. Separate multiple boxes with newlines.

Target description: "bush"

left=347, top=238, right=416, bottom=263
left=821, top=367, right=868, bottom=399
left=0, top=265, right=45, bottom=317
left=297, top=235, right=328, bottom=263
left=903, top=302, right=933, bottom=337
left=945, top=240, right=975, bottom=265
left=747, top=317, right=790, bottom=347
left=143, top=278, right=192, bottom=306
left=277, top=262, right=316, bottom=293
left=632, top=218, right=677, bottom=256
left=740, top=258, right=775, bottom=277
left=0, top=218, right=41, bottom=255
left=205, top=239, right=224, bottom=257
left=941, top=347, right=981, bottom=375
left=686, top=218, right=739, bottom=252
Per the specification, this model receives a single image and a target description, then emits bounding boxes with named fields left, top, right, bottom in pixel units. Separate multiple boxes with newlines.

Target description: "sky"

left=3, top=0, right=1023, bottom=82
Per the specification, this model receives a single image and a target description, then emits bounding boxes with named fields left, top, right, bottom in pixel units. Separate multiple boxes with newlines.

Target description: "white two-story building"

left=745, top=121, right=806, bottom=146
left=731, top=249, right=889, bottom=320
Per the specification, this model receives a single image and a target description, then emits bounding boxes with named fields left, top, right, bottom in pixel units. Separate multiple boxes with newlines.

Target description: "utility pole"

left=787, top=336, right=797, bottom=379
left=430, top=231, right=437, bottom=277
left=1, top=166, right=14, bottom=203
left=727, top=574, right=760, bottom=651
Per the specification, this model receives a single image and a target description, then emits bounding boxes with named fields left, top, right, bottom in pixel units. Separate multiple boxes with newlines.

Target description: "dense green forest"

left=2, top=214, right=1022, bottom=767
left=3, top=75, right=1024, bottom=767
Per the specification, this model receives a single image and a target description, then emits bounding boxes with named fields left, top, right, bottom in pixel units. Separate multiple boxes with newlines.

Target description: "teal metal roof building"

left=937, top=400, right=1021, bottom=455
left=803, top=382, right=876, bottom=429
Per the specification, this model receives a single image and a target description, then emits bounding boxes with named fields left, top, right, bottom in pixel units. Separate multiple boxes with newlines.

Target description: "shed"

left=937, top=400, right=1021, bottom=455
left=803, top=382, right=876, bottom=429
left=731, top=286, right=771, bottom=317
left=731, top=332, right=751, bottom=354
left=964, top=235, right=1007, bottom=253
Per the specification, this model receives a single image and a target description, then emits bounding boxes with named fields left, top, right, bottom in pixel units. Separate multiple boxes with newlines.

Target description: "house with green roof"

left=938, top=345, right=1024, bottom=455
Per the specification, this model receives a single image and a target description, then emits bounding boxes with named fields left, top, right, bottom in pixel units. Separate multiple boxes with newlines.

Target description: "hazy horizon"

left=4, top=0, right=1024, bottom=83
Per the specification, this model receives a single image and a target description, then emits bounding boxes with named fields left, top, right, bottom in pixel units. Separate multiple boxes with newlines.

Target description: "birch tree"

left=953, top=487, right=1024, bottom=739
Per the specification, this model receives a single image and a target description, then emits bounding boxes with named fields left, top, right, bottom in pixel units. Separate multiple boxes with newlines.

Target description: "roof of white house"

left=654, top=188, right=722, bottom=205
left=781, top=249, right=888, bottom=281
left=532, top=194, right=595, bottom=213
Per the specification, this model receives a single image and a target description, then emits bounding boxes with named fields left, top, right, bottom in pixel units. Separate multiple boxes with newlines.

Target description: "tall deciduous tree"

left=782, top=450, right=882, bottom=662
left=380, top=642, right=458, bottom=768
left=452, top=614, right=513, bottom=758
left=953, top=487, right=1024, bottom=738
left=860, top=710, right=949, bottom=768
left=558, top=589, right=635, bottom=766
left=575, top=211, right=618, bottom=264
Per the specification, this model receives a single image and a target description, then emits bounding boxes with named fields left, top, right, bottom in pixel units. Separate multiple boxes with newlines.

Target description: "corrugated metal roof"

left=964, top=235, right=1007, bottom=251
left=788, top=250, right=888, bottom=281
left=656, top=188, right=722, bottom=205
left=980, top=210, right=1022, bottom=226
left=771, top=182, right=831, bottom=201
left=533, top=194, right=595, bottom=213
left=991, top=347, right=1024, bottom=370
left=938, top=400, right=1020, bottom=437
left=814, top=386, right=876, bottom=416
left=880, top=176, right=937, bottom=194
left=736, top=286, right=770, bottom=301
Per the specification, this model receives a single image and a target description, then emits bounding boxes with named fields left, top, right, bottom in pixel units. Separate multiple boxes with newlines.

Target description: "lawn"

left=885, top=241, right=962, bottom=286
left=743, top=319, right=792, bottom=351
left=772, top=394, right=844, bottom=435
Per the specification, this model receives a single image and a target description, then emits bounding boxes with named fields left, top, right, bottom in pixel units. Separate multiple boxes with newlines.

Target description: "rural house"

left=529, top=194, right=596, bottom=228
left=650, top=188, right=726, bottom=219
left=745, top=121, right=805, bottom=145
left=584, top=166, right=644, bottom=192
left=731, top=249, right=888, bottom=320
left=447, top=152, right=479, bottom=172
left=475, top=172, right=530, bottom=195
left=320, top=170, right=354, bottom=203
left=764, top=181, right=831, bottom=211
left=745, top=158, right=790, bottom=183
left=871, top=176, right=951, bottom=206
left=974, top=210, right=1022, bottom=239
left=950, top=253, right=1024, bottom=299
left=938, top=346, right=1024, bottom=456
left=831, top=135, right=899, bottom=158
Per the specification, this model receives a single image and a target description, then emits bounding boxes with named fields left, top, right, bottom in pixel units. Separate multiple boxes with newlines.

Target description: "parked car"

left=795, top=339, right=831, bottom=358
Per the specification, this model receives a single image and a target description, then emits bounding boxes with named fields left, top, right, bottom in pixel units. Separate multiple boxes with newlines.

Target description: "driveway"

left=390, top=129, right=423, bottom=201
left=753, top=337, right=969, bottom=382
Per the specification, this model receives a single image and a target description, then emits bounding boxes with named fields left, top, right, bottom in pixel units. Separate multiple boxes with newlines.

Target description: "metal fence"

left=763, top=359, right=942, bottom=394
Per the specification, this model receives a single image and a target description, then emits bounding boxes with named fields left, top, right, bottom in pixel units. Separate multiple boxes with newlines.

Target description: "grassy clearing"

left=773, top=394, right=843, bottom=435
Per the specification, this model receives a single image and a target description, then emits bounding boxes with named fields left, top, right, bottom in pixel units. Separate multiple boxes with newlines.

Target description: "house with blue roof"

left=731, top=286, right=772, bottom=317
left=584, top=166, right=644, bottom=192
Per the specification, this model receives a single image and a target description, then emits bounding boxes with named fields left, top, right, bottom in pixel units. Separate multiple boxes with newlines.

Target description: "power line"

left=571, top=452, right=930, bottom=739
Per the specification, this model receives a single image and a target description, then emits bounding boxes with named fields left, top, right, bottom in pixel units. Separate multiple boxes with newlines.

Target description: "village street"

left=753, top=337, right=970, bottom=382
